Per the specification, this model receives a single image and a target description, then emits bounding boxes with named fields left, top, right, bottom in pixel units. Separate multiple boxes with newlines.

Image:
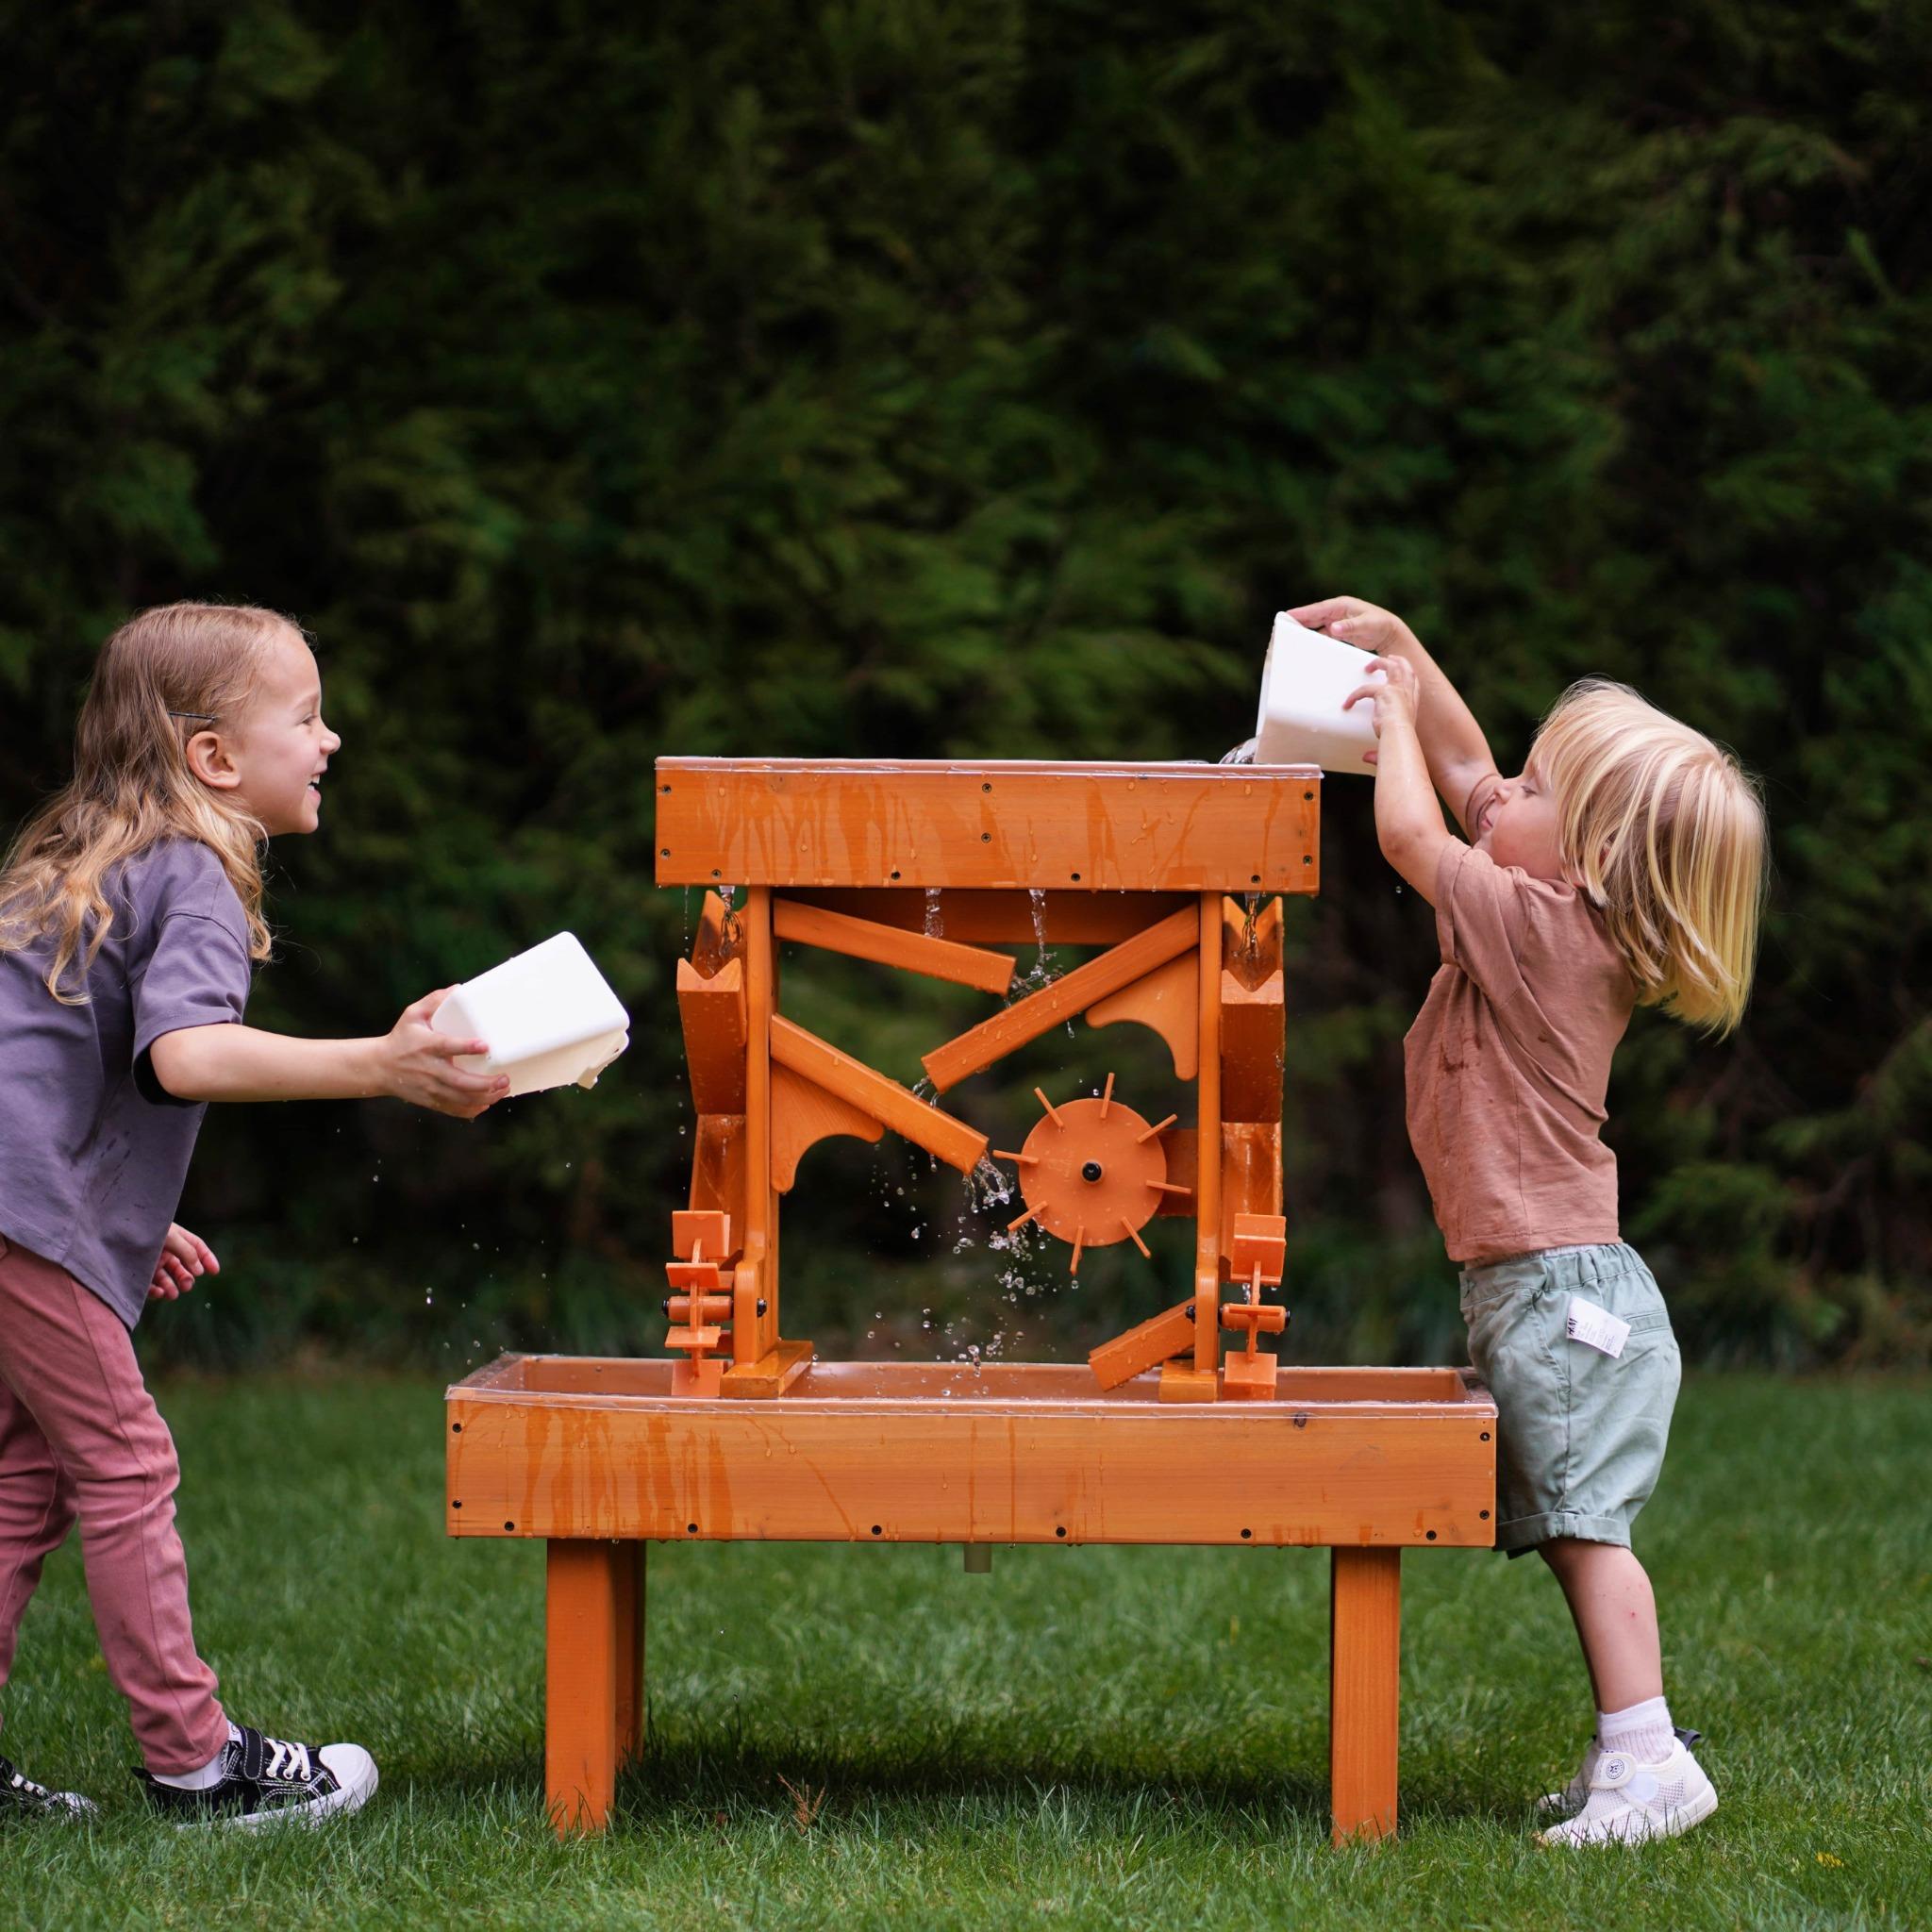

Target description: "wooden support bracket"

left=922, top=905, right=1199, bottom=1092
left=771, top=1060, right=885, bottom=1191
left=772, top=1015, right=988, bottom=1174
left=1085, top=951, right=1199, bottom=1079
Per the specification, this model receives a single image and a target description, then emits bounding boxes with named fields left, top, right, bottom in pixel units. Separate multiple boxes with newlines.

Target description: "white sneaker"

left=1537, top=1737, right=1718, bottom=1846
left=1536, top=1724, right=1703, bottom=1820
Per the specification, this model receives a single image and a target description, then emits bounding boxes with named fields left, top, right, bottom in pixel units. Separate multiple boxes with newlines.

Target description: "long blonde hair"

left=1532, top=678, right=1768, bottom=1038
left=0, top=602, right=290, bottom=1002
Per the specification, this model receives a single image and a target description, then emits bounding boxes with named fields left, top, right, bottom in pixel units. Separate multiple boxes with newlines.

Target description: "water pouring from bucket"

left=429, top=932, right=630, bottom=1097
left=1251, top=612, right=1386, bottom=773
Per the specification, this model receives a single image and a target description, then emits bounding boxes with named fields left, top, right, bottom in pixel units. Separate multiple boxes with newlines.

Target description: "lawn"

left=2, top=1371, right=1925, bottom=1930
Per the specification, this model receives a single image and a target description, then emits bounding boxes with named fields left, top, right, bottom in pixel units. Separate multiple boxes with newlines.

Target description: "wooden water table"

left=446, top=758, right=1497, bottom=1842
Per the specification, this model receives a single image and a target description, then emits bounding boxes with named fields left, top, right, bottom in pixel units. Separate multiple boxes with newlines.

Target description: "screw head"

left=1081, top=1160, right=1103, bottom=1183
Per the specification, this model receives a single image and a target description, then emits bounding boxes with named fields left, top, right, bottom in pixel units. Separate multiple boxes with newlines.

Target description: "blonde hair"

left=0, top=602, right=291, bottom=1003
left=1531, top=678, right=1768, bottom=1039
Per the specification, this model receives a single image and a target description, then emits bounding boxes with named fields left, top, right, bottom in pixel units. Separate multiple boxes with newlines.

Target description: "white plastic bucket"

left=1253, top=612, right=1385, bottom=774
left=431, top=932, right=630, bottom=1097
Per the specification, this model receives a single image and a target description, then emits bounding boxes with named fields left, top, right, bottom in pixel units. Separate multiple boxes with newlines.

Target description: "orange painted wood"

left=1085, top=952, right=1198, bottom=1079
left=446, top=1360, right=1496, bottom=1545
left=1330, top=1546, right=1402, bottom=1842
left=772, top=1015, right=989, bottom=1174
left=922, top=906, right=1200, bottom=1093
left=655, top=759, right=1321, bottom=892
left=688, top=1115, right=746, bottom=1229
left=770, top=1060, right=884, bottom=1191
left=691, top=889, right=742, bottom=978
left=1087, top=1299, right=1196, bottom=1391
left=615, top=1542, right=645, bottom=1768
left=786, top=888, right=1194, bottom=947
left=545, top=1540, right=625, bottom=1835
left=1192, top=894, right=1224, bottom=1374
left=676, top=958, right=748, bottom=1113
left=740, top=889, right=777, bottom=1364
left=1221, top=894, right=1283, bottom=988
left=721, top=1338, right=815, bottom=1399
left=774, top=897, right=1016, bottom=994
left=1152, top=1124, right=1282, bottom=1248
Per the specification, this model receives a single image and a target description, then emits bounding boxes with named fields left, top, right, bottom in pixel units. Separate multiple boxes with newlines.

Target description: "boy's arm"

left=148, top=988, right=508, bottom=1118
left=1290, top=597, right=1499, bottom=838
left=1341, top=656, right=1458, bottom=905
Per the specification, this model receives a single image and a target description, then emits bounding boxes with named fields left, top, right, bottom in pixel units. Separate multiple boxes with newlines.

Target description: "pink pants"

left=0, top=1235, right=228, bottom=1774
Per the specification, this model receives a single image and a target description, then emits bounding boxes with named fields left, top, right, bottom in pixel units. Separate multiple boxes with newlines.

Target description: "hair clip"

left=168, top=709, right=217, bottom=723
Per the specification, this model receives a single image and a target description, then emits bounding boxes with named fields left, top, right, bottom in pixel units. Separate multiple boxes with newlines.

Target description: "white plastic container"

left=1252, top=611, right=1386, bottom=774
left=431, top=932, right=630, bottom=1097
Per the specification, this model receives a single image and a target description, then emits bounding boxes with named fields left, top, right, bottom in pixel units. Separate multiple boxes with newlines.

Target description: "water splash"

left=924, top=888, right=943, bottom=938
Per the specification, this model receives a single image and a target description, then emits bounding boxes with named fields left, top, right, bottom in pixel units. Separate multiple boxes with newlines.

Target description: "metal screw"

left=1081, top=1160, right=1103, bottom=1182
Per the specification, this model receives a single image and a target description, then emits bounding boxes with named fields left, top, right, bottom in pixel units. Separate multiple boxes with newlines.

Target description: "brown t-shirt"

left=1403, top=780, right=1637, bottom=1265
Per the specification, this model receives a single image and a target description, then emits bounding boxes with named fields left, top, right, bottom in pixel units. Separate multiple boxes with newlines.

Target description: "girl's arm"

left=1289, top=596, right=1498, bottom=837
left=148, top=987, right=508, bottom=1118
left=1341, top=656, right=1455, bottom=905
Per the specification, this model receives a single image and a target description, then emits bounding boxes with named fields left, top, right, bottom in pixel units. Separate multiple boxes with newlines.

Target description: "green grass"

left=3, top=1373, right=1926, bottom=1929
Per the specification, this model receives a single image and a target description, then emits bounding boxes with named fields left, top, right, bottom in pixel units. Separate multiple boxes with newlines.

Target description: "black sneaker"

left=134, top=1724, right=377, bottom=1829
left=0, top=1753, right=96, bottom=1819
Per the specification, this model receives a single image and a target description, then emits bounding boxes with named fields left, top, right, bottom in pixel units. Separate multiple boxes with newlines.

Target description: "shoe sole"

left=179, top=1757, right=378, bottom=1833
left=1538, top=1783, right=1717, bottom=1847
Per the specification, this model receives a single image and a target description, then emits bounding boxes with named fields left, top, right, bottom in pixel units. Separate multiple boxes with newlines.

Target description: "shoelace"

left=260, top=1736, right=314, bottom=1783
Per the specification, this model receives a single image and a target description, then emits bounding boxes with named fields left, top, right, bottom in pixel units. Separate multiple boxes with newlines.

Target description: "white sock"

left=1598, top=1695, right=1674, bottom=1764
left=151, top=1721, right=241, bottom=1791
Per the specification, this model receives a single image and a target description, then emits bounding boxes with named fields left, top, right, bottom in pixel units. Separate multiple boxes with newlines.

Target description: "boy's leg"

left=0, top=1239, right=228, bottom=1776
left=1538, top=1537, right=1662, bottom=1710
left=0, top=1379, right=80, bottom=1716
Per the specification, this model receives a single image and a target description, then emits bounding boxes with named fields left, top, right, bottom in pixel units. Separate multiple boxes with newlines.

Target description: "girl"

left=1303, top=593, right=1767, bottom=1847
left=0, top=602, right=510, bottom=1826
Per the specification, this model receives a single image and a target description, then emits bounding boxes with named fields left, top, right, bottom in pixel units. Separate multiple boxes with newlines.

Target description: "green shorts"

left=1458, top=1241, right=1681, bottom=1557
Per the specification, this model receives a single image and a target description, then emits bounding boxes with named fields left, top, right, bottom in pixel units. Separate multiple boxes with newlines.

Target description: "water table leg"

left=1329, top=1546, right=1401, bottom=1843
left=545, top=1540, right=644, bottom=1835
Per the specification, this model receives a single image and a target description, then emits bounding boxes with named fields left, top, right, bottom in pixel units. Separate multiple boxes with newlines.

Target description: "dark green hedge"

left=3, top=3, right=1926, bottom=1368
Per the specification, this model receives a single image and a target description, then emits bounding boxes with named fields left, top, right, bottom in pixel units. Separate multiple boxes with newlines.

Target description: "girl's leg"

left=1538, top=1536, right=1663, bottom=1711
left=0, top=1240, right=228, bottom=1775
left=0, top=1381, right=80, bottom=1718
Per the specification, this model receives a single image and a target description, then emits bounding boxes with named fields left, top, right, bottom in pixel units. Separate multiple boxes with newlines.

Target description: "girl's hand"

left=1289, top=595, right=1421, bottom=658
left=381, top=988, right=511, bottom=1120
left=1342, top=655, right=1421, bottom=764
left=148, top=1223, right=219, bottom=1303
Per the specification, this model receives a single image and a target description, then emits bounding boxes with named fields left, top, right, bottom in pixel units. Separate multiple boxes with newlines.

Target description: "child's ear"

left=183, top=730, right=242, bottom=791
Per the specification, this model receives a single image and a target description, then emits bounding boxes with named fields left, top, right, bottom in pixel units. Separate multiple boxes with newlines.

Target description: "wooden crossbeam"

left=774, top=898, right=1015, bottom=995
left=921, top=906, right=1200, bottom=1093
left=770, top=1015, right=988, bottom=1174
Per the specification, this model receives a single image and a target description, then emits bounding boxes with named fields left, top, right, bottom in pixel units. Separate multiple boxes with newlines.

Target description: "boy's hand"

left=381, top=988, right=511, bottom=1120
left=1288, top=595, right=1421, bottom=658
left=1342, top=655, right=1421, bottom=764
left=148, top=1223, right=219, bottom=1303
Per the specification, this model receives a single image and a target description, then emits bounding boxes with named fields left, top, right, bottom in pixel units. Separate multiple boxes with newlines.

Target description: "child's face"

left=193, top=628, right=341, bottom=837
left=1474, top=758, right=1567, bottom=881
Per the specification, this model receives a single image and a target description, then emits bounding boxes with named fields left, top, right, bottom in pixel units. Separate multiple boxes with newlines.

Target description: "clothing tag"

left=1566, top=1294, right=1630, bottom=1357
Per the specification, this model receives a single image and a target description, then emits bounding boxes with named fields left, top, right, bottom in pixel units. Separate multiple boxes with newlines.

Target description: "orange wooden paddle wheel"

left=446, top=758, right=1496, bottom=1843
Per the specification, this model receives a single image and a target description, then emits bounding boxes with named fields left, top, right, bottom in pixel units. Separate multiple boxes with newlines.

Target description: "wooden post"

left=545, top=1540, right=628, bottom=1835
left=1329, top=1546, right=1401, bottom=1843
left=615, top=1542, right=646, bottom=1767
left=740, top=887, right=775, bottom=1362
left=1192, top=891, right=1224, bottom=1375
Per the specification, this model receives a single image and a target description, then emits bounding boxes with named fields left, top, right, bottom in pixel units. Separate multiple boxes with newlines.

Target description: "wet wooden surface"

left=655, top=759, right=1322, bottom=892
left=446, top=1357, right=1496, bottom=1548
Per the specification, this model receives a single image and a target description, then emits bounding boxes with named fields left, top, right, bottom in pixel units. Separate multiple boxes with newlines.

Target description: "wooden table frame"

left=447, top=1357, right=1497, bottom=1841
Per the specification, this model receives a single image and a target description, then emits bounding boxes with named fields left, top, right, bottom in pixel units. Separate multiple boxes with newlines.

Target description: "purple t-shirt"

left=0, top=838, right=254, bottom=1326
